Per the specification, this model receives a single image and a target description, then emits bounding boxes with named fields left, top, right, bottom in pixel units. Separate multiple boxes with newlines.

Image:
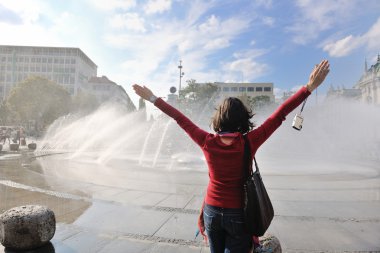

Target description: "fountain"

left=1, top=93, right=379, bottom=252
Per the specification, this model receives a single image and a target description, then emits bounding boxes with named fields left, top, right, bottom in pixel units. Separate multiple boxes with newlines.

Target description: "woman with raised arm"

left=133, top=60, right=330, bottom=253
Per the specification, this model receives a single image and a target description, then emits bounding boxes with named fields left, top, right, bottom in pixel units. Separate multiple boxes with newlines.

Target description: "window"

left=239, top=87, right=246, bottom=92
left=247, top=87, right=255, bottom=92
left=264, top=87, right=271, bottom=92
left=223, top=87, right=230, bottom=92
left=256, top=87, right=263, bottom=92
left=42, top=58, right=47, bottom=63
left=231, top=87, right=238, bottom=92
left=71, top=58, right=76, bottom=64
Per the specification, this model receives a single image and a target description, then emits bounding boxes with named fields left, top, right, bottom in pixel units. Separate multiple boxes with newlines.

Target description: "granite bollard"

left=258, top=234, right=282, bottom=253
left=9, top=143, right=19, bottom=151
left=0, top=205, right=56, bottom=250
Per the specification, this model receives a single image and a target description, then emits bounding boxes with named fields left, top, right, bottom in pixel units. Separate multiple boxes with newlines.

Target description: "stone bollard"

left=258, top=234, right=281, bottom=253
left=0, top=205, right=56, bottom=250
left=9, top=143, right=19, bottom=151
left=28, top=143, right=37, bottom=150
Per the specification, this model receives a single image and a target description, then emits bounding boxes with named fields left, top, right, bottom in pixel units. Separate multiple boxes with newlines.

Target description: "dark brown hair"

left=212, top=97, right=255, bottom=134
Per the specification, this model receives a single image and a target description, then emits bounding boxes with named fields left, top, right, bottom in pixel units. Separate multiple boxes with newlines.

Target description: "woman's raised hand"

left=133, top=84, right=155, bottom=101
left=306, top=60, right=330, bottom=92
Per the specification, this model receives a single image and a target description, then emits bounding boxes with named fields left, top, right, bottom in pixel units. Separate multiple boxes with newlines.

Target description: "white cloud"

left=86, top=0, right=136, bottom=11
left=199, top=15, right=220, bottom=33
left=108, top=13, right=146, bottom=32
left=144, top=0, right=172, bottom=15
left=254, top=0, right=273, bottom=8
left=204, top=38, right=230, bottom=50
left=287, top=0, right=358, bottom=44
left=323, top=17, right=380, bottom=57
left=262, top=16, right=275, bottom=27
left=0, top=0, right=45, bottom=24
left=323, top=35, right=358, bottom=57
left=222, top=50, right=269, bottom=82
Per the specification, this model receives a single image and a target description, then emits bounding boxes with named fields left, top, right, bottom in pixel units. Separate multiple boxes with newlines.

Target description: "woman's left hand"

left=133, top=84, right=155, bottom=101
left=306, top=60, right=330, bottom=92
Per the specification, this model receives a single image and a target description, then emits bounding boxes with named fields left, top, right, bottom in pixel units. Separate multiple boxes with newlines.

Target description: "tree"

left=71, top=91, right=100, bottom=114
left=0, top=101, right=18, bottom=125
left=180, top=79, right=218, bottom=103
left=248, top=95, right=271, bottom=110
left=6, top=76, right=71, bottom=129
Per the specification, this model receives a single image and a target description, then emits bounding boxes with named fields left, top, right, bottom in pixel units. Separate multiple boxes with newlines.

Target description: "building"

left=0, top=45, right=97, bottom=100
left=85, top=76, right=135, bottom=111
left=326, top=85, right=361, bottom=101
left=355, top=55, right=380, bottom=105
left=214, top=82, right=275, bottom=104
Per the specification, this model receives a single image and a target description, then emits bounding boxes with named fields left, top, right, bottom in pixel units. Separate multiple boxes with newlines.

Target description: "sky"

left=0, top=0, right=379, bottom=106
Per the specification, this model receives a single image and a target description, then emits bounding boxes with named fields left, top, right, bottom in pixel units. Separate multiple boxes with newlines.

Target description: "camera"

left=292, top=114, right=304, bottom=131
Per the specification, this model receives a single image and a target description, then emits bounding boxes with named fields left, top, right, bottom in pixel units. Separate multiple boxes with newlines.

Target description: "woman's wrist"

left=148, top=95, right=158, bottom=103
left=306, top=83, right=314, bottom=92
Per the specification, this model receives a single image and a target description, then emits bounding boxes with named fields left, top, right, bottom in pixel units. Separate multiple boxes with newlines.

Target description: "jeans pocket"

left=230, top=217, right=245, bottom=236
left=203, top=210, right=216, bottom=231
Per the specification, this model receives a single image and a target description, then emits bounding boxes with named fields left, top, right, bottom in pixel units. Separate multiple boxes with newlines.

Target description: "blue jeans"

left=203, top=204, right=251, bottom=253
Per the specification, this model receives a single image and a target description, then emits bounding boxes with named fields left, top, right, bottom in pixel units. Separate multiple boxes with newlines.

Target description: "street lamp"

left=178, top=60, right=184, bottom=96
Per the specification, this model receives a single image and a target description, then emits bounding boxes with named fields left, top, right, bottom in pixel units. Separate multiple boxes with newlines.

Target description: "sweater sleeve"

left=247, top=86, right=311, bottom=152
left=154, top=98, right=209, bottom=147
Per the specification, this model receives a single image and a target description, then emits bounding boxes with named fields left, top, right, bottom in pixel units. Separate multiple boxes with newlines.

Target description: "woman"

left=133, top=60, right=330, bottom=253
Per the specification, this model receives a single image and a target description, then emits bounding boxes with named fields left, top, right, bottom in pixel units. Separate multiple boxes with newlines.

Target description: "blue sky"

left=0, top=0, right=379, bottom=105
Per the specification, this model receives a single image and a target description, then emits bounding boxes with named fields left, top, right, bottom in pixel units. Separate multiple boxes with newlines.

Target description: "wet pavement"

left=0, top=147, right=380, bottom=252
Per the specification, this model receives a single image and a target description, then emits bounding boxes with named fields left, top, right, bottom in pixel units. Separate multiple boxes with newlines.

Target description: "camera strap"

left=299, top=98, right=307, bottom=115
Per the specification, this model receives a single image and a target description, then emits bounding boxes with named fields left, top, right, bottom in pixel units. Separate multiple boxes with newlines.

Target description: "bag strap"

left=243, top=134, right=260, bottom=179
left=243, top=135, right=260, bottom=180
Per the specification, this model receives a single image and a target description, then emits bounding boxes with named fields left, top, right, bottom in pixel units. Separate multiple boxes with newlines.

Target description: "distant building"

left=214, top=82, right=275, bottom=104
left=355, top=55, right=380, bottom=105
left=0, top=45, right=97, bottom=99
left=326, top=85, right=361, bottom=101
left=85, top=76, right=135, bottom=111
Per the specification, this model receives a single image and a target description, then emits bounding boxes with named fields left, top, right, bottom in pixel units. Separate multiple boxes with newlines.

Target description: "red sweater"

left=154, top=86, right=311, bottom=208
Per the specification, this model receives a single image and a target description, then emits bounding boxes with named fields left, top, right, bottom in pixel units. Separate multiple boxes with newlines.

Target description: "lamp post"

left=178, top=60, right=184, bottom=97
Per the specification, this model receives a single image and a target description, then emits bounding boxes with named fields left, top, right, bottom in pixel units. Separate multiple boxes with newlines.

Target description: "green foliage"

left=71, top=91, right=100, bottom=114
left=248, top=95, right=271, bottom=110
left=6, top=76, right=71, bottom=127
left=177, top=79, right=218, bottom=117
left=0, top=101, right=17, bottom=125
left=180, top=79, right=218, bottom=103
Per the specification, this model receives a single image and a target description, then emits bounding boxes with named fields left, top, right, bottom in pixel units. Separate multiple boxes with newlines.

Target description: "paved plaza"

left=0, top=149, right=379, bottom=252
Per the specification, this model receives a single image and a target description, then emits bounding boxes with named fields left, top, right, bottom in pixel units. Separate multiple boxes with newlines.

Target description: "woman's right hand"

left=306, top=60, right=330, bottom=92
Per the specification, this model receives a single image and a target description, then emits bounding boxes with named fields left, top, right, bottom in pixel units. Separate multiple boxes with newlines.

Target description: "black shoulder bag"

left=243, top=135, right=274, bottom=236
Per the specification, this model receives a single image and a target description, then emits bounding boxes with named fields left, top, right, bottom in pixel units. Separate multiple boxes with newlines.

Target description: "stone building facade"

left=355, top=55, right=380, bottom=105
left=85, top=76, right=135, bottom=111
left=214, top=82, right=275, bottom=103
left=0, top=45, right=97, bottom=100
